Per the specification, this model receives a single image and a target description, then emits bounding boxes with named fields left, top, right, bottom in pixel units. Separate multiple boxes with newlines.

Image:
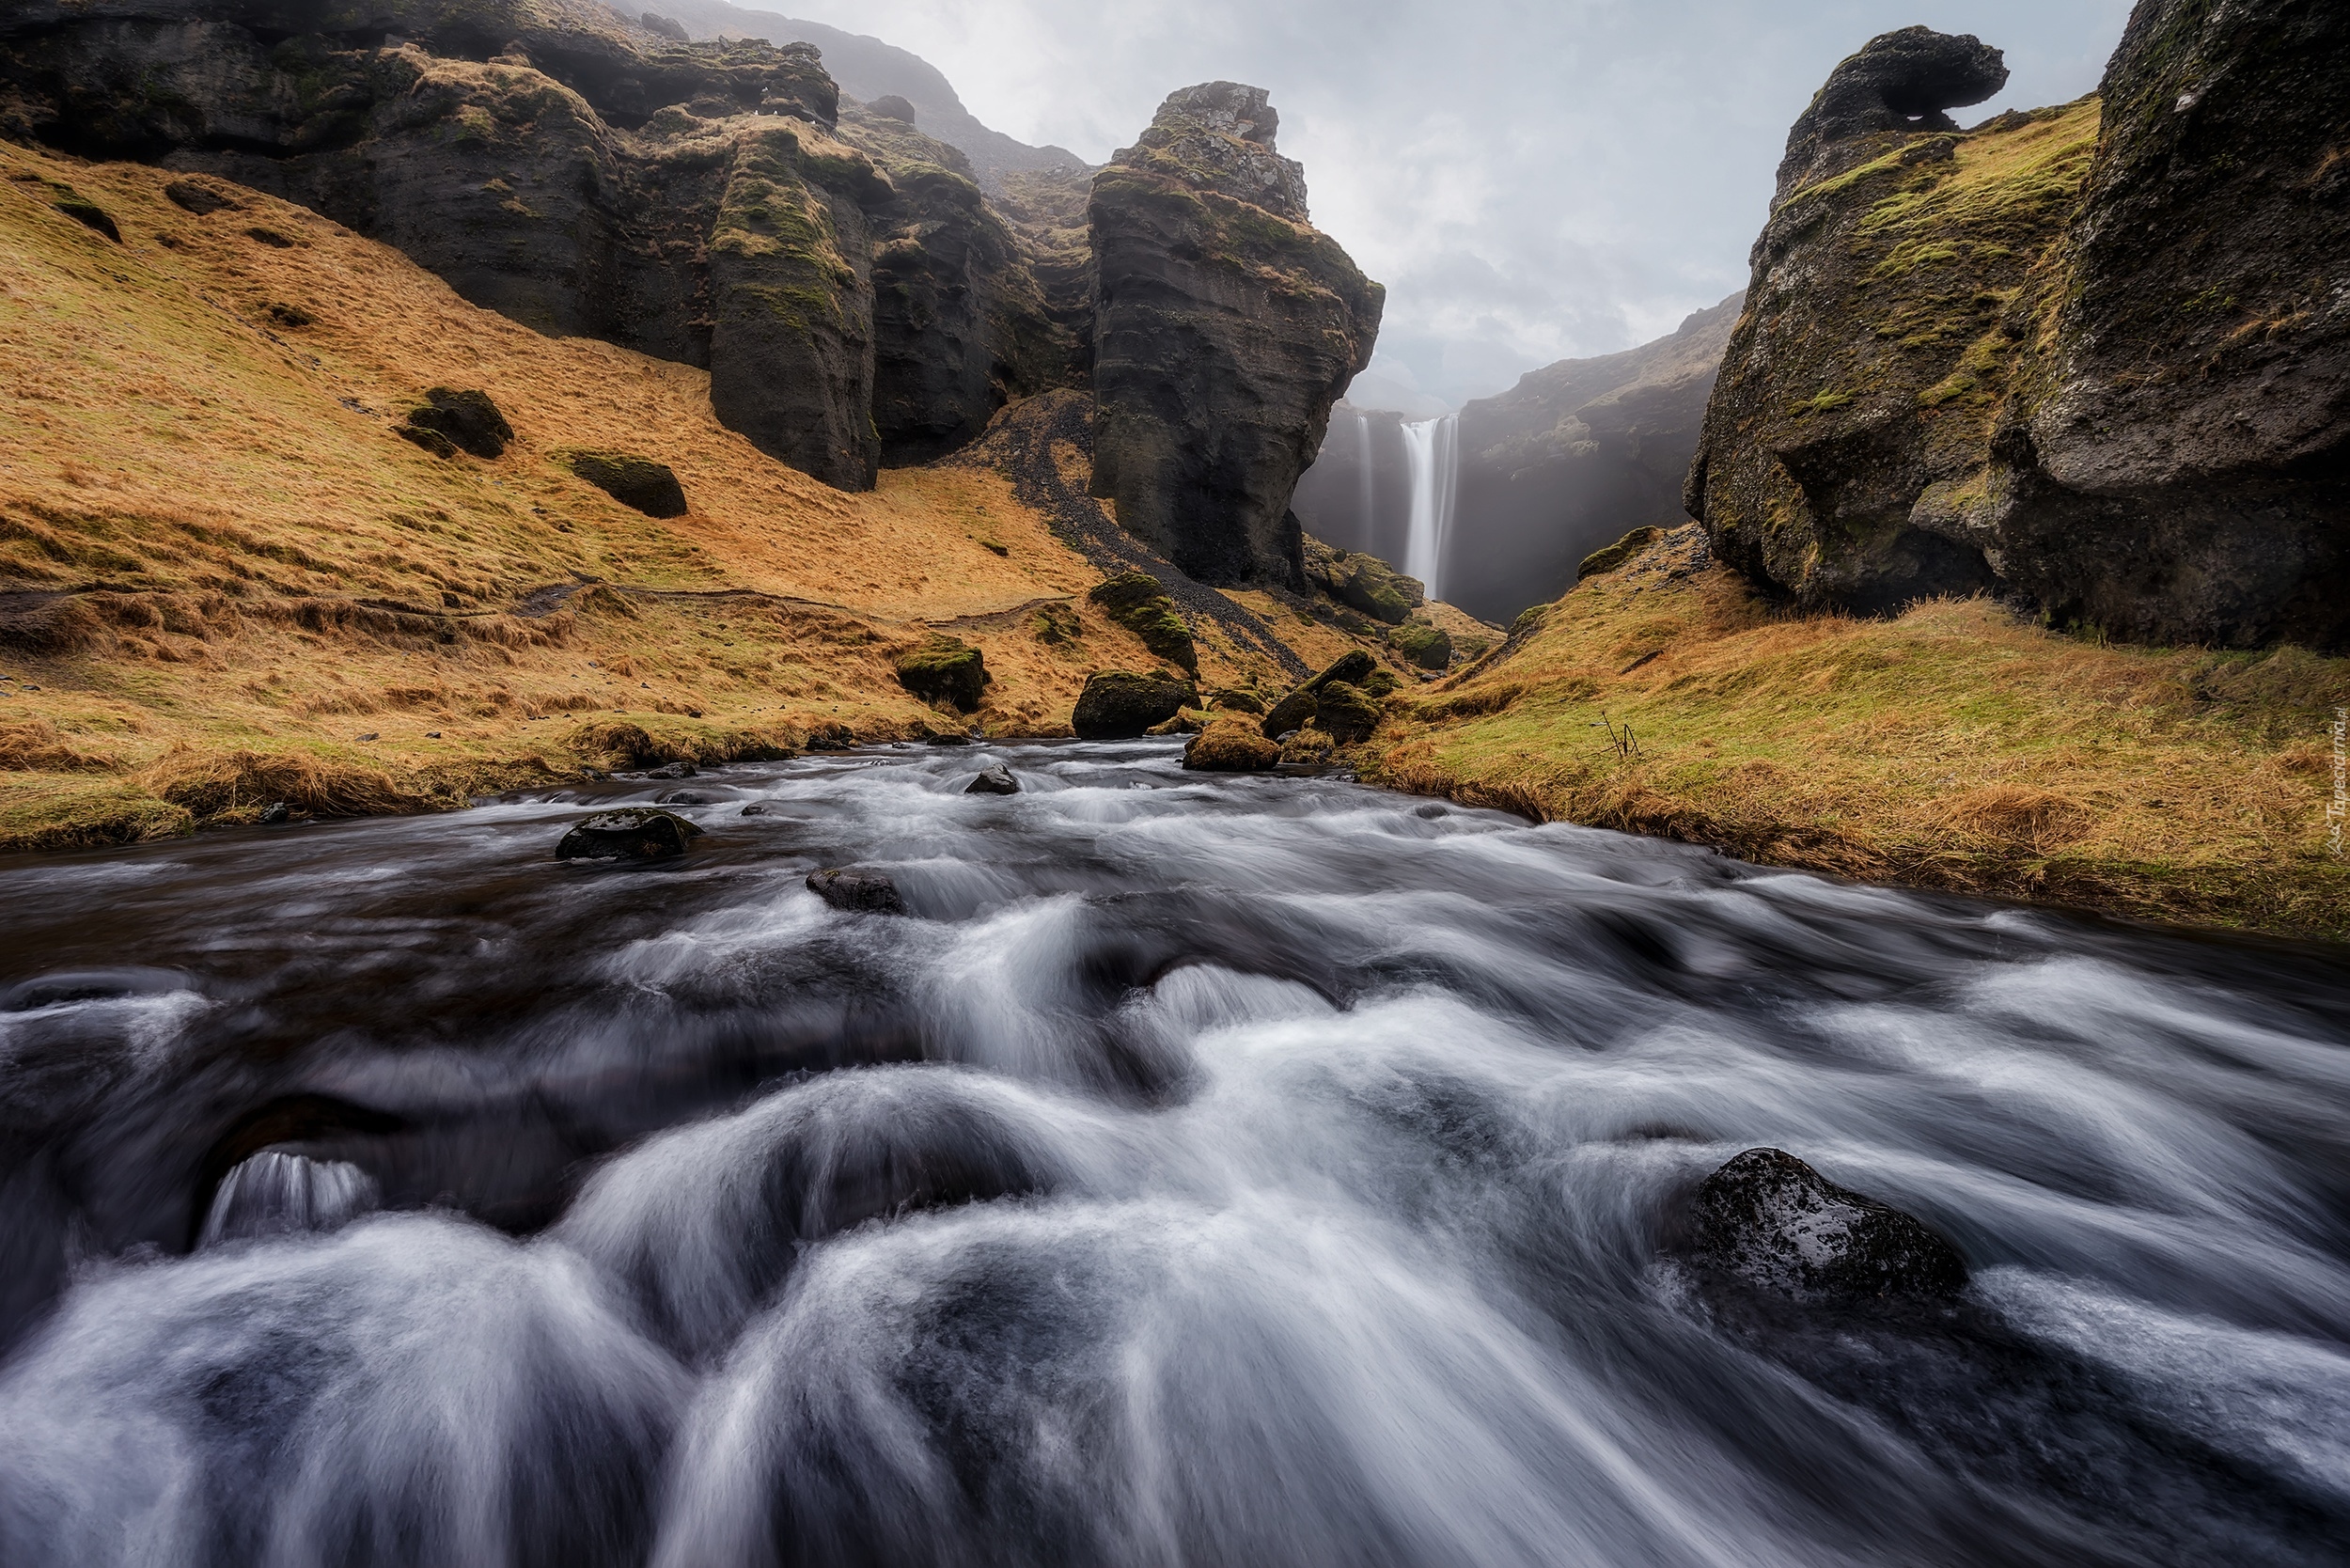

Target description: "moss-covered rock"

left=1072, top=669, right=1196, bottom=739
left=1183, top=719, right=1279, bottom=772
left=51, top=190, right=118, bottom=243
left=1086, top=572, right=1197, bottom=674
left=1310, top=681, right=1383, bottom=743
left=1388, top=619, right=1452, bottom=670
left=1303, top=540, right=1422, bottom=624
left=1256, top=648, right=1378, bottom=738
left=895, top=636, right=990, bottom=712
left=1576, top=526, right=1662, bottom=582
left=565, top=451, right=689, bottom=517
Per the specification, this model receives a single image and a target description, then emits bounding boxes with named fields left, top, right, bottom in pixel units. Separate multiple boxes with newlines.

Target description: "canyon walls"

left=1689, top=5, right=2350, bottom=649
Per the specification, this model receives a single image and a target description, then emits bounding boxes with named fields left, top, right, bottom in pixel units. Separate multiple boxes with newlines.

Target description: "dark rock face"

left=1687, top=1148, right=1967, bottom=1302
left=1086, top=572, right=1196, bottom=674
left=1992, top=0, right=2350, bottom=649
left=1777, top=26, right=2010, bottom=199
left=964, top=763, right=1018, bottom=794
left=807, top=866, right=906, bottom=914
left=1071, top=670, right=1196, bottom=740
left=895, top=637, right=990, bottom=713
left=1089, top=82, right=1384, bottom=588
left=566, top=452, right=689, bottom=518
left=1691, top=8, right=2350, bottom=649
left=556, top=808, right=704, bottom=861
left=844, top=105, right=1068, bottom=465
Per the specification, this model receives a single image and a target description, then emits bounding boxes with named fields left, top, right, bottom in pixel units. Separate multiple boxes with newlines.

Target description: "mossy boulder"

left=1204, top=687, right=1265, bottom=714
left=1257, top=649, right=1378, bottom=738
left=1576, top=526, right=1663, bottom=582
left=1072, top=670, right=1197, bottom=739
left=1389, top=619, right=1452, bottom=670
left=1183, top=719, right=1280, bottom=772
left=1320, top=549, right=1422, bottom=625
left=566, top=451, right=689, bottom=517
left=895, top=637, right=991, bottom=712
left=402, top=388, right=512, bottom=460
left=1311, top=681, right=1382, bottom=743
left=1087, top=572, right=1197, bottom=675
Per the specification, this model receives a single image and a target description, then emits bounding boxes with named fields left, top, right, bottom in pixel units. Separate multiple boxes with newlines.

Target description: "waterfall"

left=198, top=1149, right=379, bottom=1247
left=1353, top=408, right=1375, bottom=549
left=1400, top=414, right=1458, bottom=600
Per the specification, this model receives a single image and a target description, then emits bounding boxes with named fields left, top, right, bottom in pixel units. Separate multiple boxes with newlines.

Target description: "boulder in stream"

left=556, top=808, right=704, bottom=861
left=964, top=764, right=1020, bottom=795
left=807, top=866, right=907, bottom=914
left=1686, top=1147, right=1966, bottom=1302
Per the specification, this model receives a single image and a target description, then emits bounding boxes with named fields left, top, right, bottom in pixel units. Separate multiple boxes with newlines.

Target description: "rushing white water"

left=0, top=742, right=2343, bottom=1566
left=1401, top=412, right=1459, bottom=597
left=198, top=1150, right=380, bottom=1247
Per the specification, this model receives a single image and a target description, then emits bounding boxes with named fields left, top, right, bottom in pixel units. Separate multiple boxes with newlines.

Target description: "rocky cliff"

left=1088, top=83, right=1384, bottom=588
left=1689, top=5, right=2349, bottom=649
left=0, top=0, right=1069, bottom=487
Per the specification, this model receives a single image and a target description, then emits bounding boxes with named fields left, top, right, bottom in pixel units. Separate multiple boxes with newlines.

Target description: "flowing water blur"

left=0, top=741, right=2344, bottom=1566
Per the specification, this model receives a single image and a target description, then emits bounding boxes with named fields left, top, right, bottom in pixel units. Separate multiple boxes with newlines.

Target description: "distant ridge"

left=652, top=0, right=1092, bottom=190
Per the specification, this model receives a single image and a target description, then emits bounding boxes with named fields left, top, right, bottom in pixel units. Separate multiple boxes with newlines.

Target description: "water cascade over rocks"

left=1400, top=412, right=1461, bottom=600
left=0, top=741, right=2343, bottom=1565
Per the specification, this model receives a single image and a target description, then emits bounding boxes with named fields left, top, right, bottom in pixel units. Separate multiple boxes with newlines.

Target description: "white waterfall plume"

left=1401, top=414, right=1458, bottom=600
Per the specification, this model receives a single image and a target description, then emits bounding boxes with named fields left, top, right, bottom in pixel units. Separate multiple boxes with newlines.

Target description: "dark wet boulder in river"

left=1687, top=1147, right=1966, bottom=1302
left=556, top=808, right=704, bottom=861
left=1072, top=670, right=1197, bottom=739
left=964, top=764, right=1020, bottom=795
left=807, top=866, right=906, bottom=914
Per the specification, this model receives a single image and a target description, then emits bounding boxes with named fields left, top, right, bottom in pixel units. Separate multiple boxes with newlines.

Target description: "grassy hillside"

left=0, top=142, right=1417, bottom=849
left=1370, top=527, right=2348, bottom=940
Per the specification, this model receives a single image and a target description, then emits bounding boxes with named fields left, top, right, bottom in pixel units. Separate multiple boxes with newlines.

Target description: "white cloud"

left=780, top=0, right=2134, bottom=403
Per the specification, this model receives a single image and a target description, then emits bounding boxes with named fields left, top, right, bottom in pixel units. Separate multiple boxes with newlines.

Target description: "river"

left=0, top=740, right=2343, bottom=1566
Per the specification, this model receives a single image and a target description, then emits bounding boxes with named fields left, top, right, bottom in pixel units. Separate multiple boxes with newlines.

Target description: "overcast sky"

left=780, top=1, right=2135, bottom=407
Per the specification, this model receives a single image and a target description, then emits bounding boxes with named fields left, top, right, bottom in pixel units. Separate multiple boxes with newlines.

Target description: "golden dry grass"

left=0, top=142, right=1386, bottom=848
left=1367, top=530, right=2349, bottom=940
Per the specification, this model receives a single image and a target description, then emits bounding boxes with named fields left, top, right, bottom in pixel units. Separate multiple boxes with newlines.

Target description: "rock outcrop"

left=1089, top=83, right=1384, bottom=588
left=1689, top=7, right=2350, bottom=649
left=0, top=0, right=1064, bottom=490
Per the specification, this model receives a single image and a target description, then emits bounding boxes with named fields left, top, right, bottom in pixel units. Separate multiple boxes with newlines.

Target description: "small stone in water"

left=964, top=764, right=1019, bottom=795
left=1685, top=1147, right=1966, bottom=1302
left=807, top=866, right=905, bottom=914
left=258, top=801, right=290, bottom=824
